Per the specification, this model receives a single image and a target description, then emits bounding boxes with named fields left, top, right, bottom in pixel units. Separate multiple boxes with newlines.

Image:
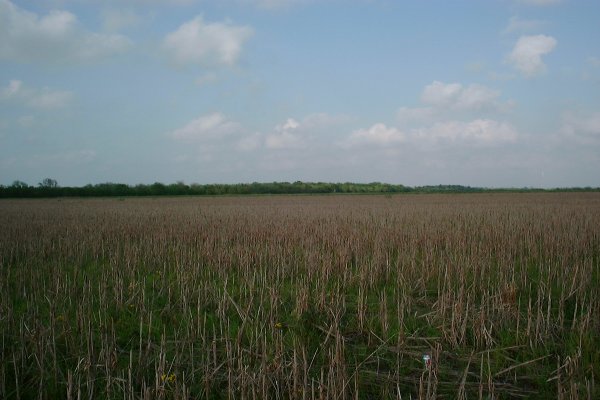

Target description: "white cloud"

left=392, top=81, right=515, bottom=145
left=163, top=15, right=253, bottom=66
left=344, top=119, right=517, bottom=149
left=508, top=35, right=557, bottom=77
left=265, top=131, right=301, bottom=149
left=1, top=79, right=22, bottom=98
left=263, top=113, right=348, bottom=150
left=413, top=119, right=518, bottom=144
left=421, top=81, right=462, bottom=107
left=421, top=81, right=502, bottom=111
left=456, top=84, right=503, bottom=110
left=0, top=0, right=131, bottom=63
left=1, top=79, right=73, bottom=109
left=169, top=113, right=240, bottom=141
left=277, top=118, right=300, bottom=131
left=346, top=123, right=406, bottom=146
left=265, top=118, right=304, bottom=149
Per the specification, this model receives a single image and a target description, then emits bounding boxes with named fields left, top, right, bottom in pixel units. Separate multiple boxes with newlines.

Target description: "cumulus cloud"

left=163, top=15, right=253, bottom=66
left=345, top=119, right=517, bottom=149
left=169, top=113, right=240, bottom=141
left=396, top=81, right=513, bottom=130
left=421, top=81, right=461, bottom=107
left=262, top=113, right=348, bottom=150
left=265, top=118, right=304, bottom=149
left=1, top=79, right=73, bottom=109
left=346, top=123, right=406, bottom=147
left=413, top=119, right=518, bottom=144
left=0, top=80, right=21, bottom=98
left=421, top=81, right=498, bottom=110
left=391, top=81, right=516, bottom=147
left=0, top=0, right=131, bottom=63
left=508, top=35, right=557, bottom=77
left=420, top=81, right=503, bottom=111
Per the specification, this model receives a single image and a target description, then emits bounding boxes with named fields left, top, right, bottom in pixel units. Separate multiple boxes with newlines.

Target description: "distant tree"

left=150, top=182, right=167, bottom=195
left=168, top=181, right=188, bottom=195
left=11, top=180, right=29, bottom=188
left=39, top=178, right=58, bottom=188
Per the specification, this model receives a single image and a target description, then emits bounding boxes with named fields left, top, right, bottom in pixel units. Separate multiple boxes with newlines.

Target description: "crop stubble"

left=0, top=193, right=599, bottom=399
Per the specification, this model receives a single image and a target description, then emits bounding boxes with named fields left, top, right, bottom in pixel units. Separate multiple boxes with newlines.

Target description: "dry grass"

left=1, top=193, right=599, bottom=399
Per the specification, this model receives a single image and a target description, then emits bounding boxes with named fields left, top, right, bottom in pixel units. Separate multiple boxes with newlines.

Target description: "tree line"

left=0, top=179, right=598, bottom=198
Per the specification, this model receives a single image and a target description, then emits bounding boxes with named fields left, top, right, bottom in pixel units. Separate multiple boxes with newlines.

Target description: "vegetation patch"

left=1, top=193, right=598, bottom=398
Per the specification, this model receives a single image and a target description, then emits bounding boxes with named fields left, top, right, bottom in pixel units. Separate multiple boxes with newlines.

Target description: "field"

left=1, top=193, right=599, bottom=399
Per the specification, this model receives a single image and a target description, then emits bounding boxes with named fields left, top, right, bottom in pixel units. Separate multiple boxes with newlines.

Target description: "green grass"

left=1, top=193, right=598, bottom=399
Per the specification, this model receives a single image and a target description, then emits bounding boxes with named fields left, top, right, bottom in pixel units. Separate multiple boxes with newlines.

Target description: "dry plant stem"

left=0, top=192, right=599, bottom=399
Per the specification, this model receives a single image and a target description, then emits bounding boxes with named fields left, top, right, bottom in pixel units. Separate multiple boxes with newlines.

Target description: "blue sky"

left=1, top=0, right=599, bottom=187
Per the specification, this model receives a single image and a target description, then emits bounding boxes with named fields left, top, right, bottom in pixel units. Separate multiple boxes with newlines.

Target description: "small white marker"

left=422, top=354, right=431, bottom=369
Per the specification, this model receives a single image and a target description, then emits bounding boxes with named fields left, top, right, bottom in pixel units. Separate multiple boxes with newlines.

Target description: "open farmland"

left=1, top=193, right=599, bottom=399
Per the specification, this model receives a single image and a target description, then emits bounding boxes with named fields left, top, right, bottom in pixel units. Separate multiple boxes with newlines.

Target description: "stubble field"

left=1, top=193, right=599, bottom=399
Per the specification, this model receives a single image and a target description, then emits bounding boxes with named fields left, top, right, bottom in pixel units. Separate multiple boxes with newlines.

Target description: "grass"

left=1, top=193, right=599, bottom=399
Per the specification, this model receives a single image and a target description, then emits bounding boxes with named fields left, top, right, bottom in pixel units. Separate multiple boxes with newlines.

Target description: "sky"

left=1, top=0, right=599, bottom=188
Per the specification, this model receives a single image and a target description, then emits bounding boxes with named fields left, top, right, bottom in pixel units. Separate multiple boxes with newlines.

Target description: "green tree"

left=11, top=180, right=29, bottom=188
left=38, top=178, right=58, bottom=188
